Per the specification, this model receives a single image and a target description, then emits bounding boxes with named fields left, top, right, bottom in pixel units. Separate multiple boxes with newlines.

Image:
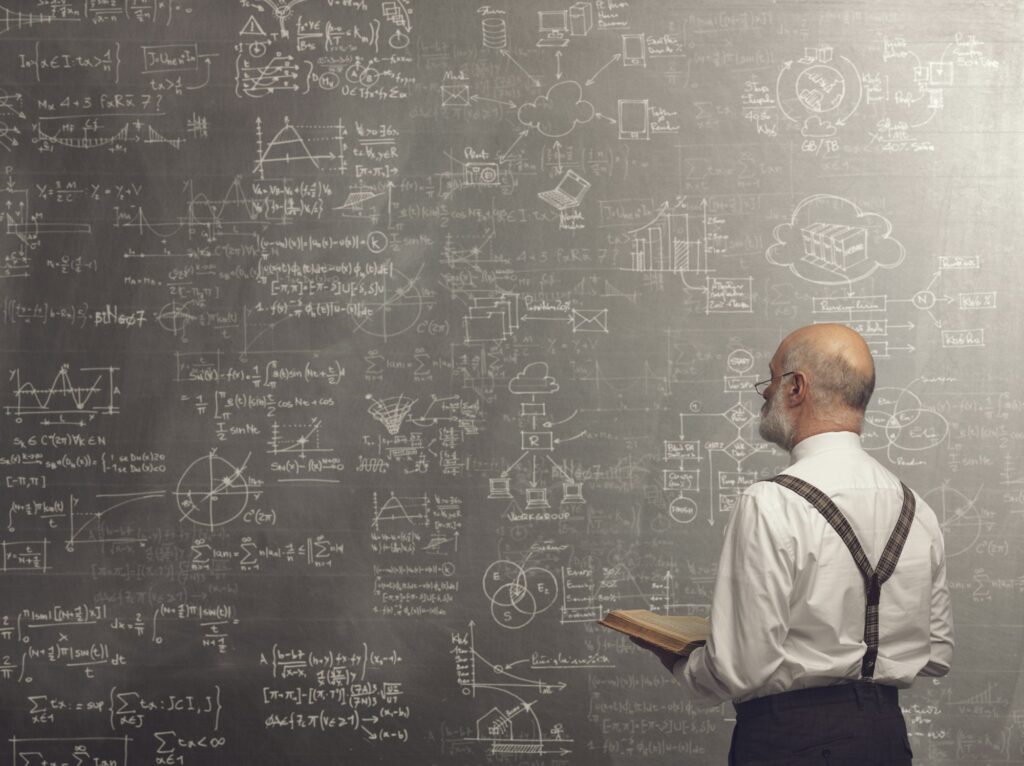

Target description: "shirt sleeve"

left=675, top=488, right=794, bottom=702
left=918, top=523, right=954, bottom=677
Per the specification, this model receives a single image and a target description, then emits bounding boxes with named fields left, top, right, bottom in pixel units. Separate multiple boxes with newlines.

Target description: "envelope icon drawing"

left=572, top=308, right=608, bottom=333
left=441, top=84, right=470, bottom=107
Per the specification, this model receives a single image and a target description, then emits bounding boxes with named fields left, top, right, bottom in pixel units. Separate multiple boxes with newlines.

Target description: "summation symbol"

left=10, top=738, right=130, bottom=766
left=175, top=451, right=259, bottom=529
left=5, top=365, right=120, bottom=425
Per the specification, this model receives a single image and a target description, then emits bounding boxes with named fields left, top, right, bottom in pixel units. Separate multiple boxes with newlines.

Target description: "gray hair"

left=779, top=342, right=875, bottom=413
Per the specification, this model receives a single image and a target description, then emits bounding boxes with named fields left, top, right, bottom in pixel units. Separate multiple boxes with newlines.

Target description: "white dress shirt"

left=676, top=430, right=954, bottom=703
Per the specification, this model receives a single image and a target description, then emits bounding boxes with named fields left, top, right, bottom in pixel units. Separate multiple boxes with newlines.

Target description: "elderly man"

left=635, top=324, right=953, bottom=765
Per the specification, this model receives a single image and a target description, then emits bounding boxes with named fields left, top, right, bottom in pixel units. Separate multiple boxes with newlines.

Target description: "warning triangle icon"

left=240, top=15, right=267, bottom=37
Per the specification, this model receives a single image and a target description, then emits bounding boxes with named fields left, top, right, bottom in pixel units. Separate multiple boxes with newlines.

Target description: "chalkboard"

left=0, top=0, right=1020, bottom=763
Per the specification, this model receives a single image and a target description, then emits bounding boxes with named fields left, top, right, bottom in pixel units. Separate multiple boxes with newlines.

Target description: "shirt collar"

left=789, top=430, right=863, bottom=464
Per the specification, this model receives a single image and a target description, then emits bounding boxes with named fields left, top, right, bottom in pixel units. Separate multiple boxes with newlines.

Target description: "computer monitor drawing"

left=537, top=10, right=569, bottom=47
left=538, top=170, right=591, bottom=211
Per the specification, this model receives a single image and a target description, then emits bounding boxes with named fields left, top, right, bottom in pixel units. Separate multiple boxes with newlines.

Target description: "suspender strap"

left=769, top=474, right=916, bottom=679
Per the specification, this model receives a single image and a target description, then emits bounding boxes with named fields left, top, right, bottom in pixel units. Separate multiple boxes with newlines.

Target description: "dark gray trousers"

left=729, top=682, right=913, bottom=765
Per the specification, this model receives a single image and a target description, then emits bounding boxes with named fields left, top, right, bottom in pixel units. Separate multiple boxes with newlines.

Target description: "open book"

left=599, top=610, right=709, bottom=656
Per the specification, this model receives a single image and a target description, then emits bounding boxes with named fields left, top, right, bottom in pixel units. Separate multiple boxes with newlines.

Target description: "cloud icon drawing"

left=517, top=80, right=595, bottom=138
left=509, top=361, right=559, bottom=395
left=766, top=194, right=905, bottom=285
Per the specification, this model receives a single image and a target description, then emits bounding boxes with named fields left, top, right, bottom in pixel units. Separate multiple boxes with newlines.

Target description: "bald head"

left=775, top=323, right=875, bottom=414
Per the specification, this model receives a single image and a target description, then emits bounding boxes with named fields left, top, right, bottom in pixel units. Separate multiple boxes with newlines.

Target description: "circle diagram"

left=796, top=65, right=846, bottom=112
left=351, top=267, right=424, bottom=339
left=862, top=386, right=948, bottom=456
left=669, top=495, right=698, bottom=524
left=175, top=453, right=252, bottom=529
left=924, top=484, right=982, bottom=558
left=482, top=560, right=558, bottom=630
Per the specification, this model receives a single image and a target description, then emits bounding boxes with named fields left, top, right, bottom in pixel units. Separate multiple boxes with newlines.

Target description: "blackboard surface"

left=0, top=1, right=1020, bottom=763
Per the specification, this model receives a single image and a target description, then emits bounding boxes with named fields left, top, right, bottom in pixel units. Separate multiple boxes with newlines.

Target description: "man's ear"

left=787, top=372, right=808, bottom=405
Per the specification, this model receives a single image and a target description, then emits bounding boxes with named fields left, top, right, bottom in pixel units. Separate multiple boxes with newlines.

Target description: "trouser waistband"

left=734, top=682, right=899, bottom=719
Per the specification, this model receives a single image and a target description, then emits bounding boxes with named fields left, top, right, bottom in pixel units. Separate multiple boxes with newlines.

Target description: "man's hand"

left=629, top=636, right=684, bottom=674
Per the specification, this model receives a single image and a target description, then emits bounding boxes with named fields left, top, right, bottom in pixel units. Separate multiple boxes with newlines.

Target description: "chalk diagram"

left=924, top=483, right=986, bottom=559
left=483, top=558, right=558, bottom=630
left=175, top=452, right=259, bottom=529
left=776, top=47, right=862, bottom=139
left=371, top=492, right=461, bottom=556
left=1, top=178, right=92, bottom=278
left=808, top=267, right=993, bottom=358
left=625, top=198, right=748, bottom=310
left=334, top=182, right=393, bottom=227
left=32, top=113, right=189, bottom=153
left=767, top=194, right=904, bottom=286
left=451, top=623, right=571, bottom=756
left=517, top=80, right=594, bottom=138
left=67, top=491, right=160, bottom=552
left=861, top=385, right=949, bottom=463
left=465, top=9, right=686, bottom=221
left=117, top=177, right=283, bottom=243
left=236, top=2, right=406, bottom=96
left=254, top=0, right=307, bottom=40
left=753, top=37, right=999, bottom=149
left=156, top=300, right=201, bottom=342
left=253, top=116, right=346, bottom=179
left=557, top=561, right=692, bottom=626
left=443, top=233, right=611, bottom=345
left=366, top=394, right=417, bottom=435
left=351, top=265, right=429, bottom=340
left=488, top=362, right=586, bottom=513
left=267, top=418, right=332, bottom=458
left=667, top=349, right=768, bottom=525
left=0, top=5, right=66, bottom=37
left=371, top=491, right=428, bottom=528
left=5, top=365, right=120, bottom=426
left=864, top=34, right=998, bottom=147
left=0, top=88, right=23, bottom=151
left=236, top=44, right=301, bottom=98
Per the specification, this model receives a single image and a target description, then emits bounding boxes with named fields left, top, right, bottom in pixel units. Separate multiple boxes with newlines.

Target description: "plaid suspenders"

left=769, top=474, right=916, bottom=679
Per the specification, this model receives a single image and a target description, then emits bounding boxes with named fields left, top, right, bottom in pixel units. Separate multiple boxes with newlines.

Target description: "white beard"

left=759, top=392, right=796, bottom=451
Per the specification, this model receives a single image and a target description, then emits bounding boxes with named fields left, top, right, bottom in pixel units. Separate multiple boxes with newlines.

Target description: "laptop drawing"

left=538, top=170, right=591, bottom=211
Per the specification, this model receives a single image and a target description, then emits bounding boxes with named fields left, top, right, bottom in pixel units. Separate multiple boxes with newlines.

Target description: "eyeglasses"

left=753, top=371, right=796, bottom=396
